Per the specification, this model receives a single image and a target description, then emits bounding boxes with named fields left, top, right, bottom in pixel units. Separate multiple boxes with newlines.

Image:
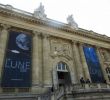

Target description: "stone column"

left=70, top=43, right=78, bottom=84
left=42, top=34, right=52, bottom=87
left=96, top=47, right=109, bottom=83
left=70, top=67, right=78, bottom=84
left=0, top=24, right=10, bottom=79
left=72, top=41, right=84, bottom=82
left=32, top=31, right=40, bottom=86
left=79, top=43, right=91, bottom=81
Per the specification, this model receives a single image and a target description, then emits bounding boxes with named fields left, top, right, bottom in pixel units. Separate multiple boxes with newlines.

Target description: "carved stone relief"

left=104, top=62, right=110, bottom=82
left=100, top=49, right=110, bottom=62
left=50, top=39, right=72, bottom=60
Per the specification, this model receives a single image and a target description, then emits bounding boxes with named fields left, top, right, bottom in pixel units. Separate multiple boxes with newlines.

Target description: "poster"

left=1, top=31, right=32, bottom=87
left=83, top=46, right=104, bottom=83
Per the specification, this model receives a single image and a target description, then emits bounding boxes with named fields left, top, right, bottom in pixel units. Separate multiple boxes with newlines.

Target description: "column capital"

left=32, top=30, right=40, bottom=35
left=93, top=45, right=102, bottom=49
left=95, top=46, right=101, bottom=50
left=32, top=30, right=42, bottom=37
left=1, top=24, right=11, bottom=30
left=42, top=33, right=50, bottom=39
left=79, top=42, right=85, bottom=45
left=71, top=40, right=78, bottom=44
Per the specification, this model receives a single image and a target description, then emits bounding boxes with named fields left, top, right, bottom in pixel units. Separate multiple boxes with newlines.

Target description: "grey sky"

left=0, top=0, right=110, bottom=36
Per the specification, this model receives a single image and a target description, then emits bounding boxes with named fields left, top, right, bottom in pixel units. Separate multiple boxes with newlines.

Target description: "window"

left=57, top=62, right=68, bottom=72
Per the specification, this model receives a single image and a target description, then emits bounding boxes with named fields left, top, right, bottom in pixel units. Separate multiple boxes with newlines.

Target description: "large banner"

left=1, top=31, right=32, bottom=87
left=83, top=46, right=104, bottom=83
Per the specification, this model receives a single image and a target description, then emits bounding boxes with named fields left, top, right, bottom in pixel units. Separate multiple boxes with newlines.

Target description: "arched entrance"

left=56, top=62, right=71, bottom=86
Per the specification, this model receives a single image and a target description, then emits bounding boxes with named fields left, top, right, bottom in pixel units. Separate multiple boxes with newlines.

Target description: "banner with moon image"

left=1, top=31, right=32, bottom=87
left=83, top=46, right=104, bottom=83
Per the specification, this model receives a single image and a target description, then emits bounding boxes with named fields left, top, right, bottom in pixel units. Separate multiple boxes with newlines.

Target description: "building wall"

left=0, top=7, right=110, bottom=95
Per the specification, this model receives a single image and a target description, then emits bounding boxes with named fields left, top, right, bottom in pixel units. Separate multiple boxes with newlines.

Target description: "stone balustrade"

left=0, top=84, right=109, bottom=99
left=69, top=83, right=110, bottom=94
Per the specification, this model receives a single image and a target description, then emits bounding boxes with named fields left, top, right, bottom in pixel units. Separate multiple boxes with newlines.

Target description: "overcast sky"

left=0, top=0, right=110, bottom=36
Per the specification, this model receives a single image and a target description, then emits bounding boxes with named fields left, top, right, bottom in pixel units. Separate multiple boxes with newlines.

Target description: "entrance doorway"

left=57, top=71, right=71, bottom=86
left=56, top=62, right=71, bottom=86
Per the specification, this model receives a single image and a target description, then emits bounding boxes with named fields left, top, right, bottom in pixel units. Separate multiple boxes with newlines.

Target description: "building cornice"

left=0, top=3, right=110, bottom=43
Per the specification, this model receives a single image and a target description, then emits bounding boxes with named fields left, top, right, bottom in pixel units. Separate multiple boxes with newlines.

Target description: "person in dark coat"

left=86, top=79, right=90, bottom=83
left=86, top=78, right=91, bottom=87
left=80, top=77, right=85, bottom=84
left=80, top=77, right=85, bottom=87
left=104, top=79, right=107, bottom=84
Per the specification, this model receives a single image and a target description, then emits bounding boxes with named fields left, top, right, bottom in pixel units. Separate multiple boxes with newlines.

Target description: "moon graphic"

left=16, top=34, right=30, bottom=50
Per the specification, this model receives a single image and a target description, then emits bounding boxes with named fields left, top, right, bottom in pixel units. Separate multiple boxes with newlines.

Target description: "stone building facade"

left=0, top=3, right=110, bottom=100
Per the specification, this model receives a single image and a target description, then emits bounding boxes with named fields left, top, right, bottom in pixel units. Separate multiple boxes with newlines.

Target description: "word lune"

left=5, top=58, right=30, bottom=72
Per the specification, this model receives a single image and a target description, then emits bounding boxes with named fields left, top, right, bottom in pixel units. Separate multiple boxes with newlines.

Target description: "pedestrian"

left=86, top=79, right=91, bottom=87
left=86, top=79, right=90, bottom=83
left=80, top=77, right=85, bottom=87
left=80, top=77, right=85, bottom=84
left=104, top=79, right=107, bottom=84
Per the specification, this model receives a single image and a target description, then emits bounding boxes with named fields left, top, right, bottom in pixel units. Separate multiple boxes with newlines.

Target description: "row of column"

left=32, top=33, right=110, bottom=85
left=32, top=32, right=52, bottom=88
left=72, top=42, right=90, bottom=82
left=0, top=25, right=51, bottom=89
left=0, top=23, right=109, bottom=88
left=72, top=42, right=109, bottom=83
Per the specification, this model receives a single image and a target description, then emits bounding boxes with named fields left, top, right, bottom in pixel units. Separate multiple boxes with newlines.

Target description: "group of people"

left=80, top=77, right=90, bottom=84
left=80, top=77, right=107, bottom=84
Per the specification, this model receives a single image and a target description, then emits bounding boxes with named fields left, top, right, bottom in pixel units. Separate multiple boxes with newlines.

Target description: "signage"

left=1, top=31, right=32, bottom=87
left=83, top=46, right=104, bottom=83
